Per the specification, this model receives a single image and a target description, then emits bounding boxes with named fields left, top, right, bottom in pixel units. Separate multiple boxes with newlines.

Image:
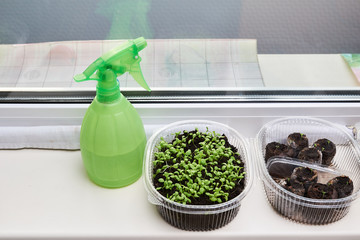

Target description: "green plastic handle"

left=130, top=61, right=150, bottom=91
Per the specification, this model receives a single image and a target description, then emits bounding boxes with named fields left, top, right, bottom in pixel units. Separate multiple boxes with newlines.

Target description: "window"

left=0, top=0, right=359, bottom=103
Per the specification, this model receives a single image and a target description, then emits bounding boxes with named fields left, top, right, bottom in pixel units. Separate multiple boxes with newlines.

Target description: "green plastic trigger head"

left=74, top=37, right=151, bottom=102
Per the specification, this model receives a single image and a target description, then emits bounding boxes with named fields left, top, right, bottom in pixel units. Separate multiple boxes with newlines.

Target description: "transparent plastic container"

left=267, top=158, right=343, bottom=183
left=256, top=117, right=360, bottom=224
left=143, top=120, right=253, bottom=231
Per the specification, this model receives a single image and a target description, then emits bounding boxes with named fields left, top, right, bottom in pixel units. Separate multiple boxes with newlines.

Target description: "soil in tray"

left=287, top=132, right=309, bottom=155
left=328, top=175, right=354, bottom=198
left=152, top=128, right=246, bottom=206
left=264, top=132, right=353, bottom=200
left=265, top=132, right=354, bottom=224
left=272, top=167, right=353, bottom=200
left=265, top=142, right=296, bottom=162
left=313, top=138, right=336, bottom=166
left=265, top=134, right=336, bottom=167
left=307, top=183, right=338, bottom=199
left=297, top=147, right=322, bottom=164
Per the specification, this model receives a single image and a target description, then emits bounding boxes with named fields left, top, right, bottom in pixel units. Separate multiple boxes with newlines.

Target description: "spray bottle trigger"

left=129, top=62, right=151, bottom=92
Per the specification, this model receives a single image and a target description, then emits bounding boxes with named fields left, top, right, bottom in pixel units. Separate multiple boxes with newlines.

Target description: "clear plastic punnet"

left=143, top=120, right=253, bottom=231
left=256, top=117, right=360, bottom=224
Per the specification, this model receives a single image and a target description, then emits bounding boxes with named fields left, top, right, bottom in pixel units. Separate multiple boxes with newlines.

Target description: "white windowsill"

left=1, top=102, right=360, bottom=239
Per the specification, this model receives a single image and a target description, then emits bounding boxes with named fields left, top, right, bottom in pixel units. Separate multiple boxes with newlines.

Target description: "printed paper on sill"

left=342, top=54, right=360, bottom=82
left=0, top=39, right=263, bottom=89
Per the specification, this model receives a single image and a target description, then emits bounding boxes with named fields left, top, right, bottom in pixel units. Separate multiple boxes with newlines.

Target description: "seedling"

left=153, top=128, right=246, bottom=205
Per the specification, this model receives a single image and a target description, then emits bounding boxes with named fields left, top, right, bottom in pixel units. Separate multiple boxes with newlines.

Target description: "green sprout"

left=321, top=190, right=327, bottom=198
left=152, top=127, right=246, bottom=205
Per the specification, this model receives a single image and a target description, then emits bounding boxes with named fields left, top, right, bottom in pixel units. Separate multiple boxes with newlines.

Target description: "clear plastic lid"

left=266, top=157, right=354, bottom=204
left=267, top=157, right=343, bottom=183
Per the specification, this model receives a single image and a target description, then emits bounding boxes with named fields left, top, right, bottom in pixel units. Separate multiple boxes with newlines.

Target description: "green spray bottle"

left=74, top=37, right=150, bottom=188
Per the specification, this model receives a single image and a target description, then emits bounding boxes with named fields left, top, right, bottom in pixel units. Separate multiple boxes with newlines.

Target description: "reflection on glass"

left=0, top=0, right=359, bottom=100
left=96, top=0, right=153, bottom=40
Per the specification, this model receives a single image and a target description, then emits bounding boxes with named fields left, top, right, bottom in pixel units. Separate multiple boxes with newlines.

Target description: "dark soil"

left=297, top=147, right=322, bottom=164
left=266, top=133, right=352, bottom=223
left=327, top=175, right=354, bottom=198
left=272, top=167, right=353, bottom=200
left=307, top=183, right=338, bottom=199
left=271, top=166, right=353, bottom=200
left=290, top=167, right=318, bottom=192
left=275, top=177, right=306, bottom=196
left=265, top=142, right=296, bottom=162
left=313, top=138, right=336, bottom=166
left=287, top=132, right=309, bottom=152
left=264, top=133, right=338, bottom=166
left=153, top=129, right=246, bottom=205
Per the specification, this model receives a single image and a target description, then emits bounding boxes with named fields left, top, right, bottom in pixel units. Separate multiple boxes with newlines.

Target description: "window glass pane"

left=0, top=0, right=359, bottom=102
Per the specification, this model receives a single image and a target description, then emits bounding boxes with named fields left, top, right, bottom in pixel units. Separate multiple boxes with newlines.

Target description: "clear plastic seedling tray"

left=143, top=120, right=254, bottom=231
left=256, top=117, right=360, bottom=224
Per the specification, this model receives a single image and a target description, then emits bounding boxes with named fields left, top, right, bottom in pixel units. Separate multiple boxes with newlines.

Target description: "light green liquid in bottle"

left=80, top=95, right=146, bottom=188
left=82, top=140, right=145, bottom=188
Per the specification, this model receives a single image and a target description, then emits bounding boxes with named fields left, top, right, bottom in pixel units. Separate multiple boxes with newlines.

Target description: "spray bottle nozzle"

left=74, top=37, right=151, bottom=102
left=133, top=37, right=147, bottom=52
